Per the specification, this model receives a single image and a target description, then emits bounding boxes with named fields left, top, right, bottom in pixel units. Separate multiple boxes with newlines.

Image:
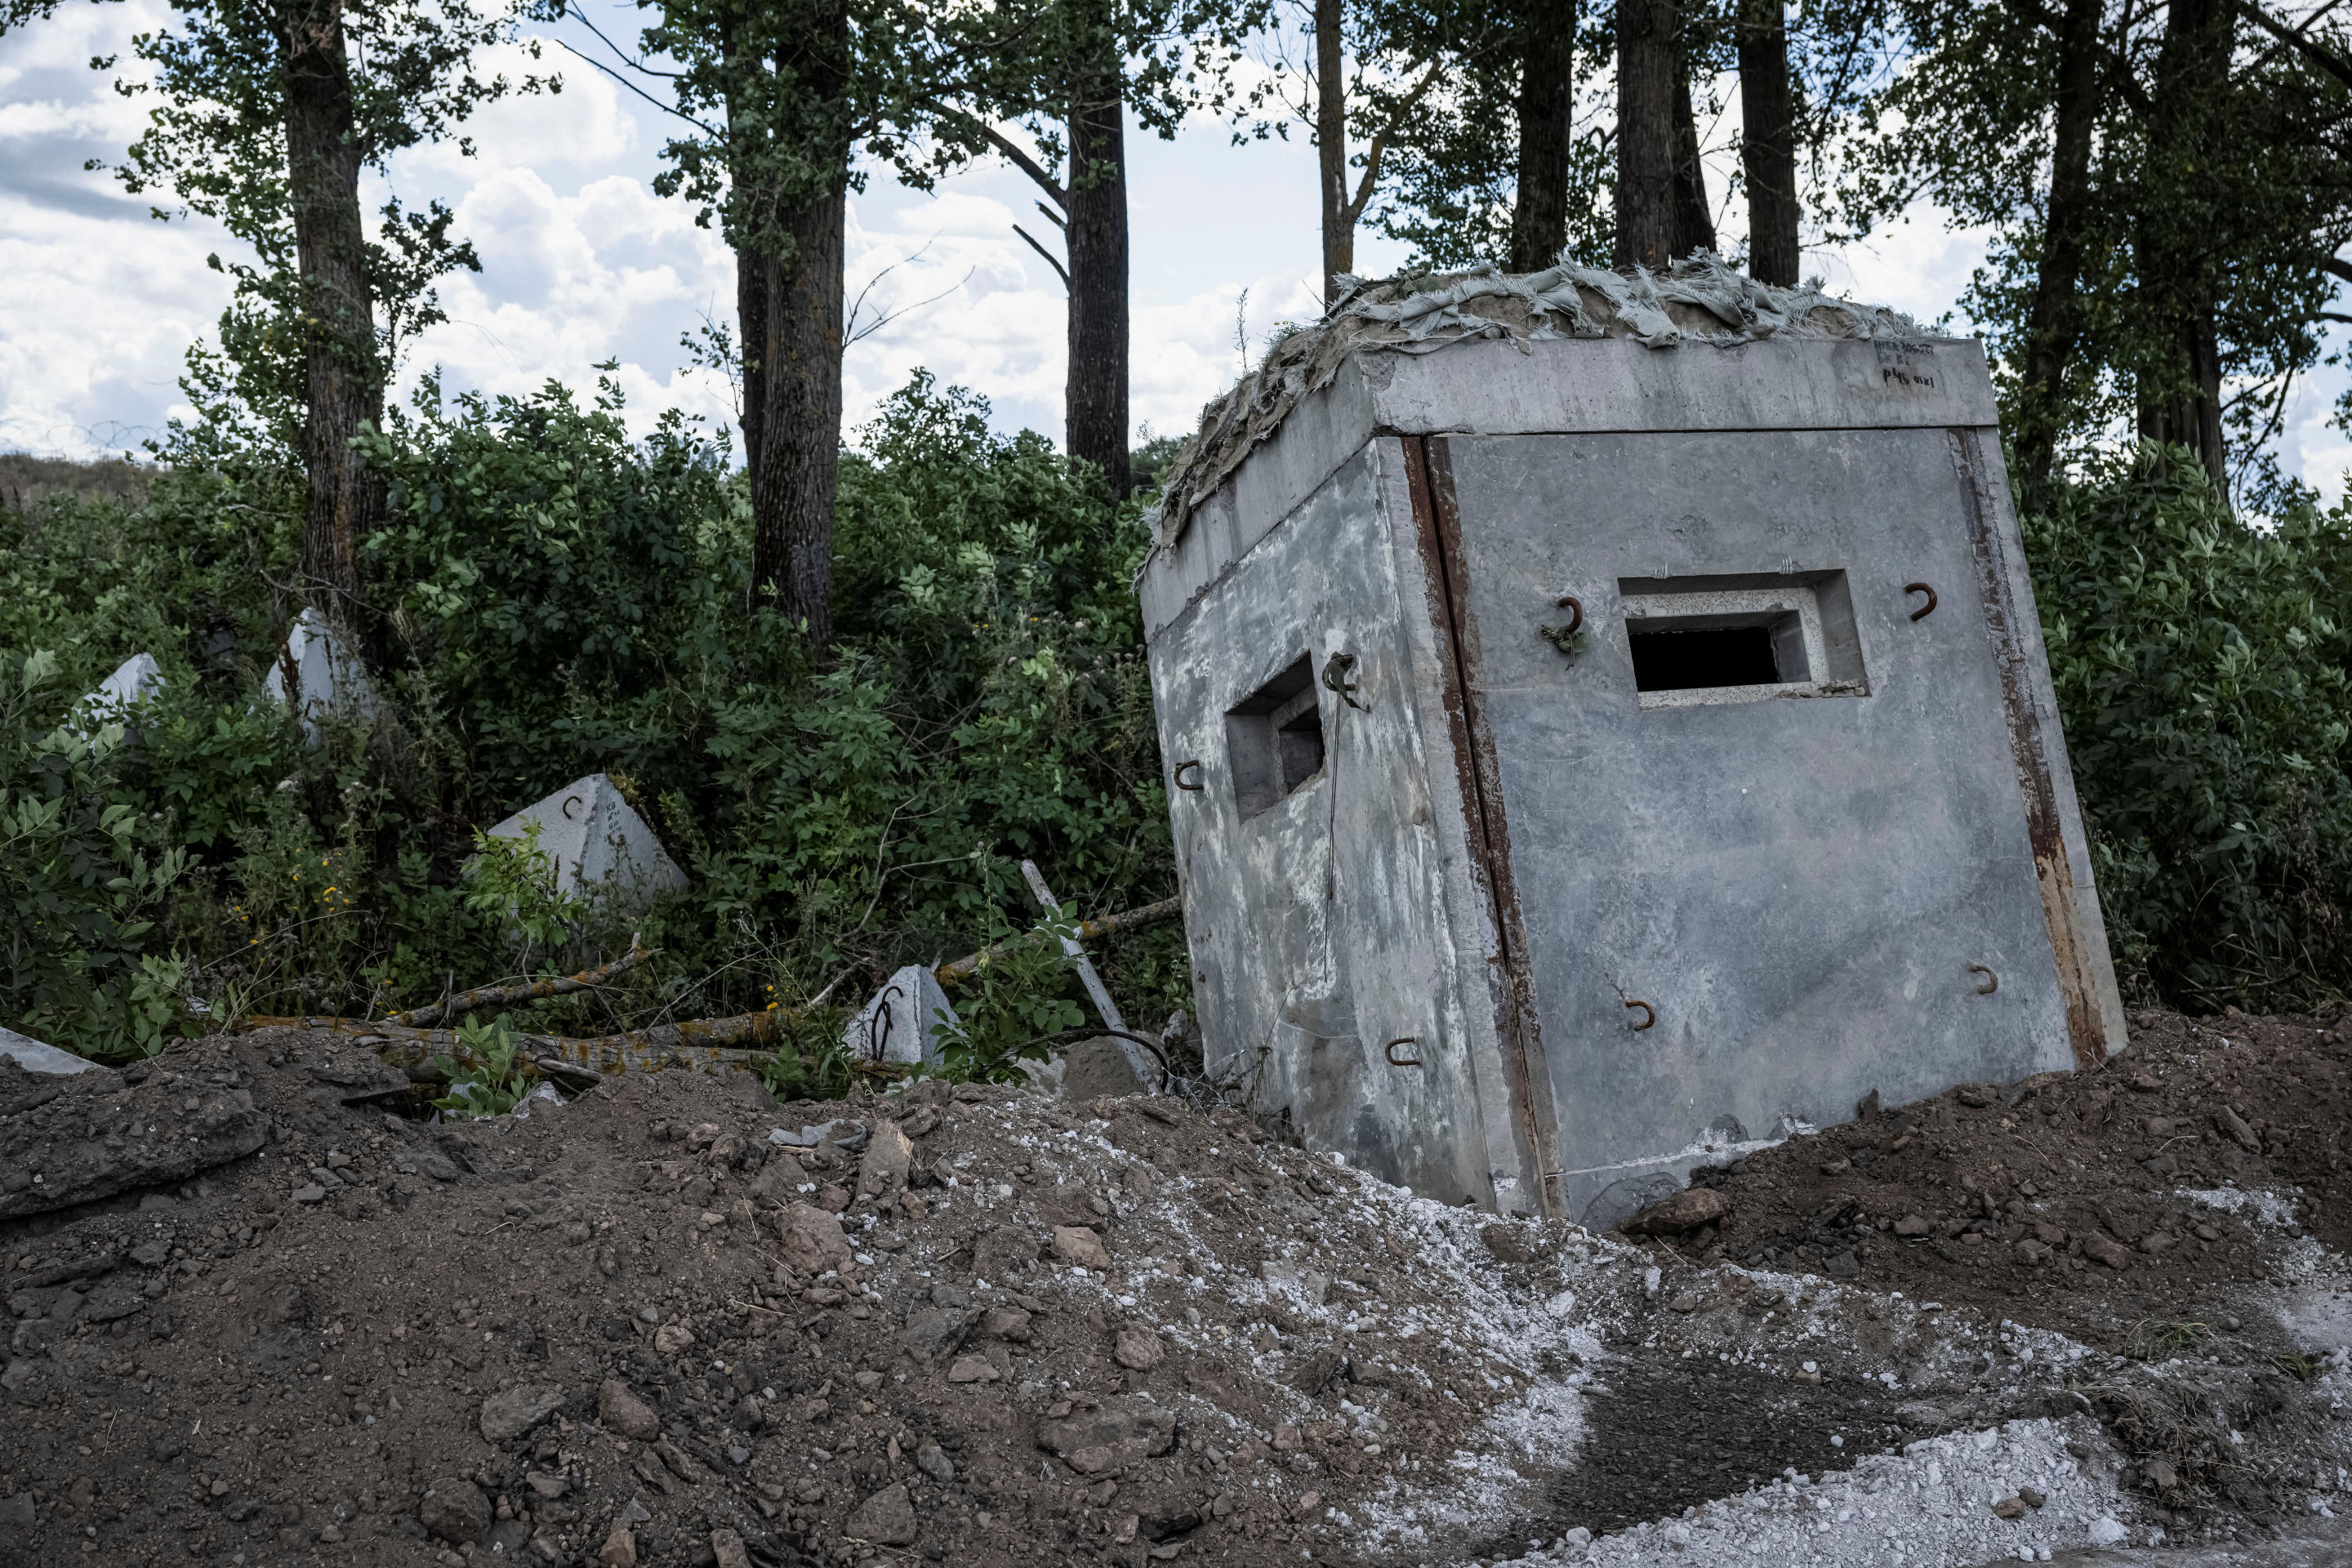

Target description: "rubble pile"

left=3, top=1013, right=2352, bottom=1567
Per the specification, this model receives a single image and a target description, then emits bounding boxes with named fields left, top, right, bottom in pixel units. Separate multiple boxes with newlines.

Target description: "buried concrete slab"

left=0, top=1027, right=98, bottom=1076
left=485, top=773, right=688, bottom=913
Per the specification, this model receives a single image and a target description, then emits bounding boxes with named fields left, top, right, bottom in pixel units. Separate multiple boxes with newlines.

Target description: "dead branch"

left=382, top=938, right=652, bottom=1029
left=933, top=895, right=1183, bottom=986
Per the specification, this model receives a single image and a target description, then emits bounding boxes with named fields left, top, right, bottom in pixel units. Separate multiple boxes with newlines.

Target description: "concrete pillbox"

left=1139, top=313, right=2126, bottom=1228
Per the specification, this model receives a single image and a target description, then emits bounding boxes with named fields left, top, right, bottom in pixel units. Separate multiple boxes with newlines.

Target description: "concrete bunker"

left=1138, top=256, right=2128, bottom=1229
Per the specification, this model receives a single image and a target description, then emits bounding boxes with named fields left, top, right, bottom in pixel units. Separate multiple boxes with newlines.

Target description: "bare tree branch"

left=1013, top=223, right=1069, bottom=287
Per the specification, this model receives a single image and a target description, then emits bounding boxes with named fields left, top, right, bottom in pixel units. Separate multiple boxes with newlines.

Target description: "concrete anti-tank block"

left=485, top=773, right=689, bottom=912
left=86, top=653, right=163, bottom=713
left=261, top=608, right=376, bottom=739
left=0, top=1027, right=99, bottom=1076
left=843, top=965, right=962, bottom=1069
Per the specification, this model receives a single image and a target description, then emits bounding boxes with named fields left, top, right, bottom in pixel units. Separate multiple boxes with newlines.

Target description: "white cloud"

left=1, top=7, right=2343, bottom=497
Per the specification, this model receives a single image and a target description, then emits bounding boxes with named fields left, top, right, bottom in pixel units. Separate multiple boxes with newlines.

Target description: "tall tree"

left=2011, top=0, right=2105, bottom=508
left=1507, top=0, right=1579, bottom=270
left=644, top=0, right=1054, bottom=649
left=1670, top=58, right=1716, bottom=256
left=958, top=1, right=1250, bottom=498
left=0, top=0, right=533, bottom=633
left=1617, top=0, right=1678, bottom=266
left=1738, top=0, right=1799, bottom=284
left=2132, top=0, right=2233, bottom=483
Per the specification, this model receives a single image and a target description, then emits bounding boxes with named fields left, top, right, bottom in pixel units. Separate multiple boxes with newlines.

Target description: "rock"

left=1895, top=1401, right=1945, bottom=1429
left=0, top=1491, right=33, bottom=1526
left=479, top=1383, right=564, bottom=1444
left=1258, top=1262, right=1331, bottom=1304
left=770, top=1202, right=856, bottom=1277
left=2016, top=1240, right=2049, bottom=1264
left=972, top=1226, right=1040, bottom=1281
left=0, top=1070, right=266, bottom=1220
left=915, top=1443, right=956, bottom=1482
left=1050, top=1224, right=1111, bottom=1271
left=2217, top=1105, right=2261, bottom=1152
left=1036, top=1396, right=1178, bottom=1472
left=1112, top=1328, right=1163, bottom=1370
left=846, top=1481, right=919, bottom=1545
left=1991, top=1494, right=2026, bottom=1520
left=2020, top=1487, right=2047, bottom=1508
left=292, top=1185, right=327, bottom=1205
left=2088, top=1517, right=2127, bottom=1547
left=1665, top=1294, right=1704, bottom=1313
left=599, top=1379, right=662, bottom=1441
left=653, top=1321, right=696, bottom=1356
left=419, top=1478, right=491, bottom=1544
left=901, top=1307, right=973, bottom=1364
left=1824, top=1249, right=1861, bottom=1279
left=947, top=1355, right=1000, bottom=1383
left=1478, top=1225, right=1536, bottom=1263
left=595, top=1520, right=638, bottom=1567
left=710, top=1527, right=752, bottom=1568
left=981, top=1306, right=1033, bottom=1342
left=1290, top=1348, right=1343, bottom=1395
left=2082, top=1232, right=2132, bottom=1270
left=858, top=1120, right=914, bottom=1198
left=1056, top=1035, right=1149, bottom=1101
left=1956, top=1085, right=1994, bottom=1107
left=523, top=1472, right=568, bottom=1500
left=1620, top=1187, right=1730, bottom=1236
left=1892, top=1214, right=1931, bottom=1237
left=654, top=1437, right=708, bottom=1484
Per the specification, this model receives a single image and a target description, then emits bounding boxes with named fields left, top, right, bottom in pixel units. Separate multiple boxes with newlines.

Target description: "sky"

left=2, top=0, right=2345, bottom=500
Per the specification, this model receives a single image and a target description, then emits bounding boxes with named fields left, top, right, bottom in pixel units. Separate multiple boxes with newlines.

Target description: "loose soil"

left=4, top=1011, right=2352, bottom=1568
left=1653, top=1007, right=2352, bottom=1355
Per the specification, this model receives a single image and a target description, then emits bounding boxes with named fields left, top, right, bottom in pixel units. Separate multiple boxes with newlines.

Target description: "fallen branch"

left=225, top=1009, right=785, bottom=1079
left=933, top=895, right=1182, bottom=987
left=384, top=937, right=653, bottom=1029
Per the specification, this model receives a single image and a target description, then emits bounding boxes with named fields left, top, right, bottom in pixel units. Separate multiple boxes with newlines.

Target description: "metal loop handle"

left=1625, top=998, right=1655, bottom=1031
left=1173, top=760, right=1204, bottom=792
left=1554, top=595, right=1584, bottom=635
left=1905, top=582, right=1938, bottom=621
left=1322, top=652, right=1365, bottom=710
left=1969, top=964, right=1998, bottom=995
left=1383, top=1036, right=1423, bottom=1067
left=561, top=794, right=583, bottom=820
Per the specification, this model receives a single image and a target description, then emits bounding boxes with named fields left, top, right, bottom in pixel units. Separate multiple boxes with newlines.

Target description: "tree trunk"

left=2135, top=0, right=2231, bottom=490
left=1316, top=0, right=1351, bottom=298
left=1671, top=61, right=1716, bottom=257
left=2012, top=0, right=2102, bottom=512
left=1616, top=0, right=1677, bottom=269
left=278, top=0, right=381, bottom=628
left=737, top=243, right=772, bottom=495
left=751, top=180, right=845, bottom=649
left=1508, top=0, right=1577, bottom=272
left=1065, top=55, right=1132, bottom=498
left=1737, top=0, right=1798, bottom=286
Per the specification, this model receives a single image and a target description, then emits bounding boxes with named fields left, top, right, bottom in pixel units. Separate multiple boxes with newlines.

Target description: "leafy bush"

left=1, top=370, right=1182, bottom=1066
left=2027, top=450, right=2352, bottom=1011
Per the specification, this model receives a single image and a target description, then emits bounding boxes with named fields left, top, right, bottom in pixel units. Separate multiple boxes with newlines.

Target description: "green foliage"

left=2027, top=450, right=2352, bottom=1010
left=938, top=910, right=1087, bottom=1084
left=431, top=1013, right=530, bottom=1118
left=0, top=370, right=1179, bottom=1067
left=0, top=650, right=195, bottom=1058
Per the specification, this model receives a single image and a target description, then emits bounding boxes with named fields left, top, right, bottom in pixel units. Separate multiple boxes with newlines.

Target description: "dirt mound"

left=1648, top=1008, right=2352, bottom=1354
left=5, top=1010, right=2352, bottom=1568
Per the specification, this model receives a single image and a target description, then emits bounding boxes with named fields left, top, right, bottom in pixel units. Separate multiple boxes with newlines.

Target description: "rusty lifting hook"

left=1539, top=595, right=1586, bottom=655
left=1173, top=760, right=1204, bottom=792
left=1905, top=582, right=1938, bottom=621
left=1383, top=1036, right=1423, bottom=1067
left=1969, top=964, right=1998, bottom=996
left=1624, top=999, right=1655, bottom=1031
